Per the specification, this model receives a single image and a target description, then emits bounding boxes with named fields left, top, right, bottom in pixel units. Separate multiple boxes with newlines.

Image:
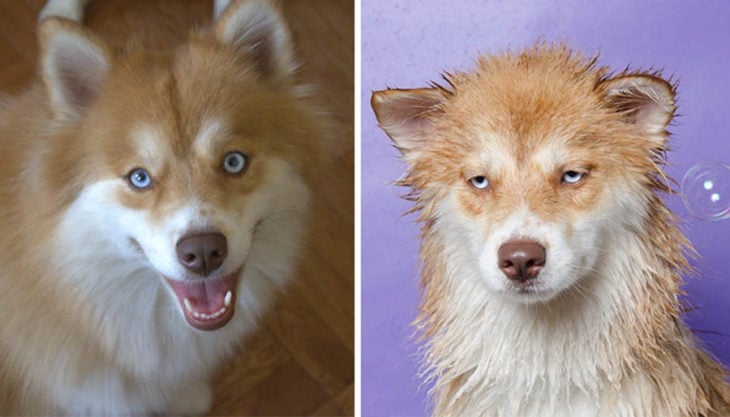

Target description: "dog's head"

left=373, top=45, right=675, bottom=304
left=40, top=0, right=320, bottom=330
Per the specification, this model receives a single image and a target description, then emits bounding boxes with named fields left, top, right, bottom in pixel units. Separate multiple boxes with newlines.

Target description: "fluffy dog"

left=0, top=0, right=324, bottom=414
left=372, top=44, right=730, bottom=417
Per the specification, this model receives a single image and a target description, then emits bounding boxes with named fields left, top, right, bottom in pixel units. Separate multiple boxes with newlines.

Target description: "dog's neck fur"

left=419, top=201, right=727, bottom=417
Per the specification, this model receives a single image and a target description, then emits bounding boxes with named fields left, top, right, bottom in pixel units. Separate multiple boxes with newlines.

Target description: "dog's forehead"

left=105, top=48, right=251, bottom=121
left=452, top=90, right=599, bottom=144
left=529, top=138, right=572, bottom=172
left=123, top=117, right=232, bottom=182
left=130, top=123, right=172, bottom=171
left=458, top=126, right=576, bottom=174
left=172, top=41, right=263, bottom=110
left=442, top=51, right=607, bottom=153
left=445, top=94, right=606, bottom=177
left=192, top=118, right=229, bottom=156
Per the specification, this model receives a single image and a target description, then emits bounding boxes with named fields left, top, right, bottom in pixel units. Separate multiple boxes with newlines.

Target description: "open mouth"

left=165, top=267, right=242, bottom=331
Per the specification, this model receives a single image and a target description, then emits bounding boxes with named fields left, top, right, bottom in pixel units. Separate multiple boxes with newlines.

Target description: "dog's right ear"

left=371, top=88, right=446, bottom=155
left=39, top=18, right=111, bottom=120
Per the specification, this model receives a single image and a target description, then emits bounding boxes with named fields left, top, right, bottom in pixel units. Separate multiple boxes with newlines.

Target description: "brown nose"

left=176, top=232, right=228, bottom=276
left=497, top=240, right=546, bottom=282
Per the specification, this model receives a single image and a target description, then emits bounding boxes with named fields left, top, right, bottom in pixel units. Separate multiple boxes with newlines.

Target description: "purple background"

left=361, top=1, right=730, bottom=416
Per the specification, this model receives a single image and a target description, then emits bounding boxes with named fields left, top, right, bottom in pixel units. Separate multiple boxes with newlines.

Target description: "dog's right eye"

left=469, top=176, right=489, bottom=190
left=223, top=151, right=248, bottom=175
left=562, top=170, right=585, bottom=185
left=127, top=168, right=153, bottom=190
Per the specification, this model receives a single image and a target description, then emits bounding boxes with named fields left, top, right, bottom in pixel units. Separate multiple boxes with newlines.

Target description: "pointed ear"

left=213, top=0, right=295, bottom=81
left=371, top=88, right=447, bottom=154
left=213, top=0, right=231, bottom=20
left=39, top=18, right=111, bottom=120
left=602, top=74, right=676, bottom=136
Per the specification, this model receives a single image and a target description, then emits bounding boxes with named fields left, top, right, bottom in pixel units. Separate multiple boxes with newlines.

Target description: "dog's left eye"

left=223, top=152, right=248, bottom=174
left=562, top=170, right=585, bottom=184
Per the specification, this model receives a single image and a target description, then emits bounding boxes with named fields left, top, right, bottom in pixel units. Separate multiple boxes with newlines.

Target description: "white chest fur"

left=427, top=230, right=698, bottom=417
left=41, top=173, right=308, bottom=415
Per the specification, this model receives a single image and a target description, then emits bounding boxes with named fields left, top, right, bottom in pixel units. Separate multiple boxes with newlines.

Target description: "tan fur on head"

left=0, top=1, right=325, bottom=415
left=373, top=44, right=730, bottom=417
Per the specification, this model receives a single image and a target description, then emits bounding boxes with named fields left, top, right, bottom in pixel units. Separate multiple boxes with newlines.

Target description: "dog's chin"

left=163, top=267, right=243, bottom=331
left=496, top=280, right=564, bottom=304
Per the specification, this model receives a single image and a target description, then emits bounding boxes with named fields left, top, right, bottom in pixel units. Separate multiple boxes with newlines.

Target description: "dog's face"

left=373, top=46, right=675, bottom=303
left=41, top=0, right=318, bottom=330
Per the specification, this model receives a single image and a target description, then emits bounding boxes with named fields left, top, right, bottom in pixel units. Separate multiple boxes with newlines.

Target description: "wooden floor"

left=0, top=1, right=354, bottom=416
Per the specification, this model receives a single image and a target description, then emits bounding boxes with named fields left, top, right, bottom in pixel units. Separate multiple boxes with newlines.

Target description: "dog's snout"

left=176, top=232, right=228, bottom=277
left=498, top=240, right=546, bottom=282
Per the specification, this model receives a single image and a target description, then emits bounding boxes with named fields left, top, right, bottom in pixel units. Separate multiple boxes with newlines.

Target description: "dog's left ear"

left=213, top=0, right=295, bottom=81
left=602, top=75, right=676, bottom=138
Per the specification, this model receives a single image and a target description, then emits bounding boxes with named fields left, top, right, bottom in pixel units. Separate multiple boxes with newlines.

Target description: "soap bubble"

left=680, top=161, right=730, bottom=221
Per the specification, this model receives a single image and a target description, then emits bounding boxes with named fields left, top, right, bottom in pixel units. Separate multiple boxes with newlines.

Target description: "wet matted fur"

left=372, top=44, right=730, bottom=417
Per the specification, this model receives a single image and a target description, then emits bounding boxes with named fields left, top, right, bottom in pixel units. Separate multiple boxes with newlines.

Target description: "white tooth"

left=218, top=307, right=226, bottom=314
left=193, top=312, right=201, bottom=319
left=224, top=290, right=232, bottom=307
left=184, top=298, right=193, bottom=313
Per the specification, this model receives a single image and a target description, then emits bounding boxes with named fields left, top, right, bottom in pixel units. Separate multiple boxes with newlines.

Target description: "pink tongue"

left=167, top=274, right=237, bottom=314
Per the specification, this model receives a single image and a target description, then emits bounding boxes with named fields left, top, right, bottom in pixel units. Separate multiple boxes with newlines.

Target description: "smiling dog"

left=0, top=0, right=324, bottom=414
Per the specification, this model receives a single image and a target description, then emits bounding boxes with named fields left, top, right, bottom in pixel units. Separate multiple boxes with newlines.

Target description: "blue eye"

left=562, top=171, right=585, bottom=184
left=223, top=152, right=248, bottom=174
left=128, top=168, right=152, bottom=189
left=469, top=175, right=489, bottom=190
